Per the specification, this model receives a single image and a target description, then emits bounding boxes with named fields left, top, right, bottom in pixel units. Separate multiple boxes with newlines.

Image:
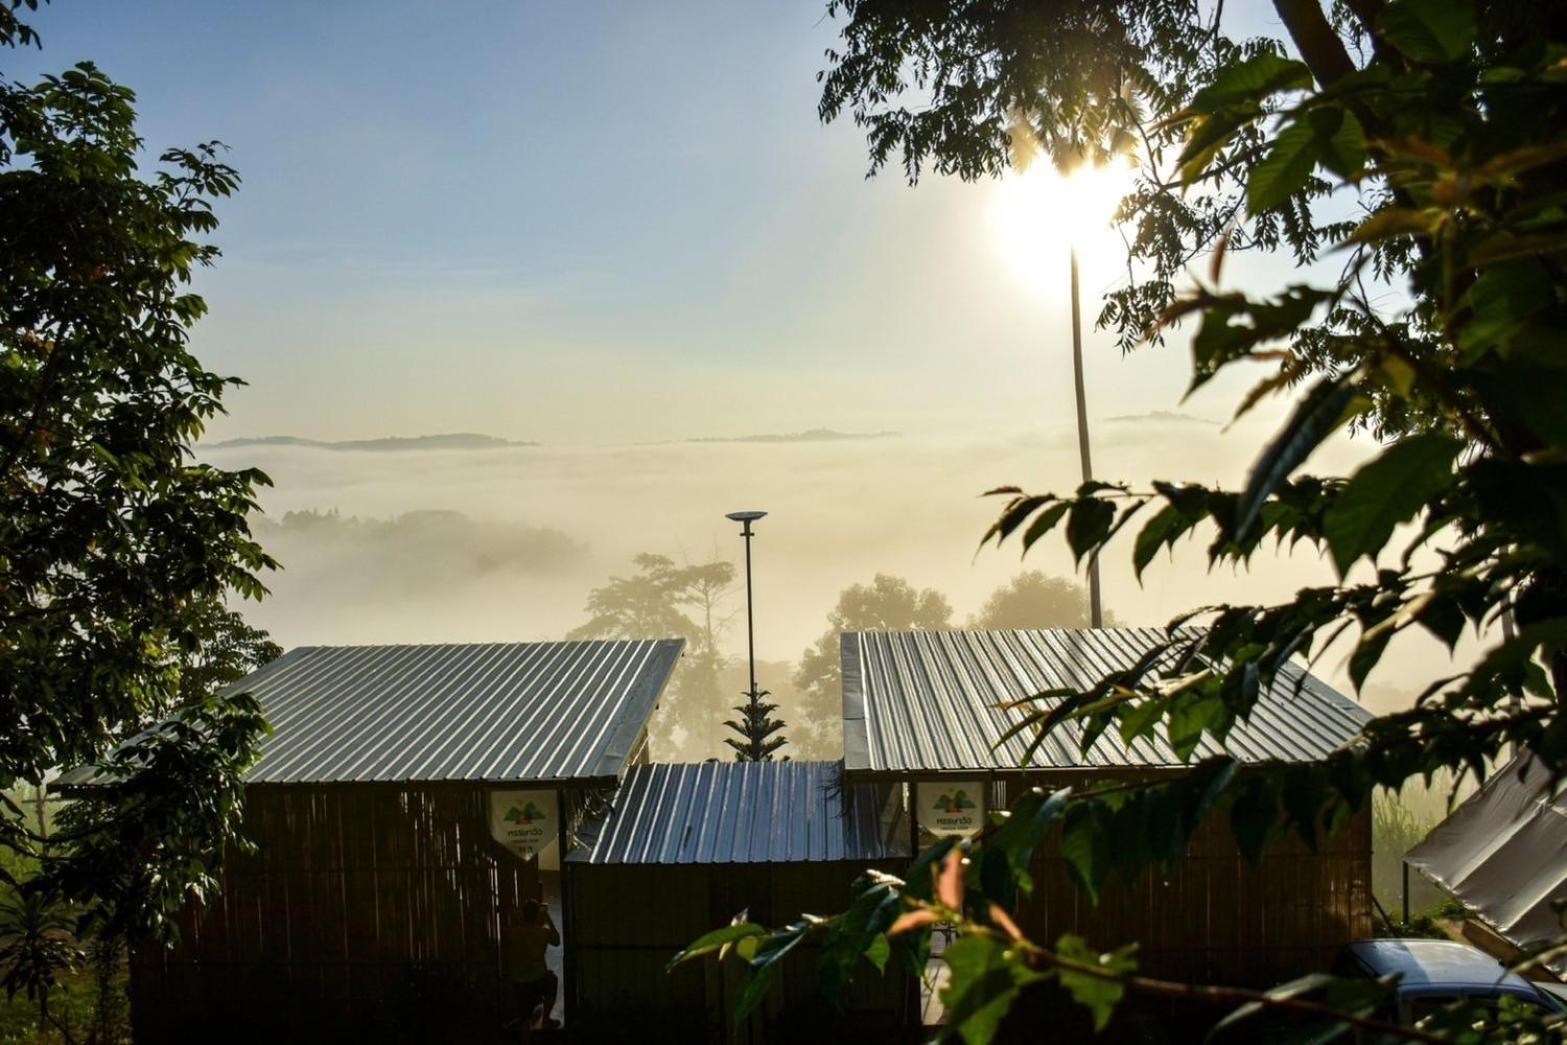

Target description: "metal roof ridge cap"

left=592, top=638, right=683, bottom=779
left=840, top=632, right=872, bottom=772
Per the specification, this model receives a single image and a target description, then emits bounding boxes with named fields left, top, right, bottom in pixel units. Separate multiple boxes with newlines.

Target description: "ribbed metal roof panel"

left=570, top=760, right=910, bottom=864
left=841, top=628, right=1370, bottom=774
left=226, top=639, right=682, bottom=784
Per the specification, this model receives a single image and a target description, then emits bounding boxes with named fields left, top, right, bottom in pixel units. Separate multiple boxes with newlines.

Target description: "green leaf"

left=1060, top=804, right=1110, bottom=904
left=1247, top=119, right=1320, bottom=213
left=1055, top=934, right=1137, bottom=1032
left=668, top=921, right=765, bottom=970
left=1167, top=690, right=1229, bottom=761
left=1229, top=776, right=1280, bottom=862
left=1188, top=53, right=1312, bottom=113
left=864, top=933, right=890, bottom=973
left=984, top=786, right=1071, bottom=899
left=1065, top=497, right=1116, bottom=566
left=1378, top=0, right=1477, bottom=63
left=1132, top=504, right=1185, bottom=579
left=1471, top=360, right=1567, bottom=448
left=1117, top=698, right=1166, bottom=745
left=938, top=935, right=1044, bottom=1045
left=1020, top=501, right=1072, bottom=553
left=1315, top=107, right=1366, bottom=179
left=1339, top=206, right=1433, bottom=249
left=1237, top=373, right=1362, bottom=541
left=1323, top=433, right=1462, bottom=575
left=1349, top=626, right=1393, bottom=691
left=733, top=963, right=776, bottom=1022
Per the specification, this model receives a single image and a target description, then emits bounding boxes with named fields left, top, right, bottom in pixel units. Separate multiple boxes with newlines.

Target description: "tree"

left=792, top=575, right=952, bottom=752
left=723, top=689, right=789, bottom=763
left=569, top=553, right=741, bottom=758
left=971, top=571, right=1108, bottom=630
left=679, top=1, right=1567, bottom=1038
left=1, top=1, right=278, bottom=1004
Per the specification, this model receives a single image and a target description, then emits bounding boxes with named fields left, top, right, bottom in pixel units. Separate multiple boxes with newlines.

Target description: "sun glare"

left=990, top=160, right=1134, bottom=291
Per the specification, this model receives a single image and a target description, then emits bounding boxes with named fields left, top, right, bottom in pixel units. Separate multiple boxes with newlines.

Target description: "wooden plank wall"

left=129, top=784, right=541, bottom=1044
left=567, top=862, right=912, bottom=1044
left=1016, top=807, right=1373, bottom=987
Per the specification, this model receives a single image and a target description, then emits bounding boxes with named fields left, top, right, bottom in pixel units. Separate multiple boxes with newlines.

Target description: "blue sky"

left=8, top=0, right=1289, bottom=444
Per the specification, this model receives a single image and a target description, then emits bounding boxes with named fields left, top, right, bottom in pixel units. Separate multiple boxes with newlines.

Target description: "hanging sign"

left=488, top=789, right=560, bottom=870
left=915, top=781, right=986, bottom=840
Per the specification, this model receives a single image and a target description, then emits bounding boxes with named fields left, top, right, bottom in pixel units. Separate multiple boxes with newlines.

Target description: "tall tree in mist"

left=792, top=575, right=953, bottom=752
left=970, top=570, right=1111, bottom=630
left=0, top=6, right=278, bottom=1015
left=569, top=553, right=736, bottom=758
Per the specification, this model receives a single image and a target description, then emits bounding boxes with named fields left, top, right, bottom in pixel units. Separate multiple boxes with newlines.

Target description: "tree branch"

left=1273, top=0, right=1357, bottom=87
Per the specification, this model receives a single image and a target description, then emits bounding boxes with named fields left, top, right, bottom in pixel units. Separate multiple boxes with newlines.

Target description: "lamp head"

left=725, top=510, right=767, bottom=524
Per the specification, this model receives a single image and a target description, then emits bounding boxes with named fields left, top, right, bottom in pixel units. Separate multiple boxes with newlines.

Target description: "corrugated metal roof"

left=570, top=760, right=910, bottom=865
left=1407, top=753, right=1567, bottom=975
left=841, top=628, right=1370, bottom=775
left=64, top=639, right=682, bottom=786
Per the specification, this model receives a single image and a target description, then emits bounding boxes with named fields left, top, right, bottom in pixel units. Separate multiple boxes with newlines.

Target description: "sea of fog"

left=208, top=413, right=1468, bottom=756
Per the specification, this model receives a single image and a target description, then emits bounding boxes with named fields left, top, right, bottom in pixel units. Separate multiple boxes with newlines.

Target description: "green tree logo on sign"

left=933, top=790, right=976, bottom=815
left=505, top=802, right=546, bottom=825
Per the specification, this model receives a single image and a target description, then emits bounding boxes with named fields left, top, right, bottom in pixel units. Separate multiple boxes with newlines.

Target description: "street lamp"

left=723, top=507, right=767, bottom=714
left=723, top=510, right=786, bottom=761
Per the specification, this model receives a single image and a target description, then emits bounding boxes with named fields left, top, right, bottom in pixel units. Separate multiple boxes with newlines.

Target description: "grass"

left=1372, top=776, right=1469, bottom=929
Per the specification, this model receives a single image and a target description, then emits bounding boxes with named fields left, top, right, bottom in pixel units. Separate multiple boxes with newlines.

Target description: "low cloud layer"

left=217, top=412, right=1462, bottom=760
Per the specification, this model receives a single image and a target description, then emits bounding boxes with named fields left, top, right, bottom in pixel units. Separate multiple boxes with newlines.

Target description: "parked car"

left=1211, top=939, right=1564, bottom=1041
left=1333, top=939, right=1566, bottom=1027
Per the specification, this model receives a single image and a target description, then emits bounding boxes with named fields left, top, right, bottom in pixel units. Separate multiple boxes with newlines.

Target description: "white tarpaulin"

left=488, top=789, right=560, bottom=870
left=1406, top=754, right=1567, bottom=972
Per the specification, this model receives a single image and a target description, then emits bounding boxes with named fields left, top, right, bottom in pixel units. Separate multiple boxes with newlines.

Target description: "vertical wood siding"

left=1016, top=807, right=1374, bottom=986
left=129, top=784, right=540, bottom=1043
left=567, top=863, right=913, bottom=1043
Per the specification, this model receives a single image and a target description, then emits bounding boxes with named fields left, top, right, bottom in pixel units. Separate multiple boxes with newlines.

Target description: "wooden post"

left=1402, top=861, right=1410, bottom=925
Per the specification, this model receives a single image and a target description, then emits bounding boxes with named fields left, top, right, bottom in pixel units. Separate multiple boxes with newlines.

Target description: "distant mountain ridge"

left=682, top=429, right=899, bottom=444
left=210, top=433, right=537, bottom=452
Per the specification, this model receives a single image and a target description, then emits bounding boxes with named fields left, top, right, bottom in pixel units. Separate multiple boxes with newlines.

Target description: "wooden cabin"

left=77, top=626, right=1373, bottom=1042
left=66, top=639, right=683, bottom=1043
left=564, top=759, right=911, bottom=1043
left=840, top=628, right=1375, bottom=989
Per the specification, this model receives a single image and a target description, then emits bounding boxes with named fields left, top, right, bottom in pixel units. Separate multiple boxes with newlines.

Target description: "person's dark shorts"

left=512, top=971, right=557, bottom=1022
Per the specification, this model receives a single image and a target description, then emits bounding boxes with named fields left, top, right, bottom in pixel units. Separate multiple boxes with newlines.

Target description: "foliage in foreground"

left=680, top=0, right=1567, bottom=1040
left=1, top=1, right=277, bottom=1024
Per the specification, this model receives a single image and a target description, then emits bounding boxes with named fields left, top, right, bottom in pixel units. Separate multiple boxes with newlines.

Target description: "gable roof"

left=841, top=628, right=1370, bottom=776
left=65, top=639, right=683, bottom=788
left=569, top=760, right=909, bottom=865
left=1407, top=753, right=1567, bottom=976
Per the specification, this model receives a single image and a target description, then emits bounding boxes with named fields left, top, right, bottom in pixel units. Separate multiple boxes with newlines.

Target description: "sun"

left=990, top=159, right=1134, bottom=291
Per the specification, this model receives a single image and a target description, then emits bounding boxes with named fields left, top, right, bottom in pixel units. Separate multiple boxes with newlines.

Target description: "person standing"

left=505, top=899, right=560, bottom=1033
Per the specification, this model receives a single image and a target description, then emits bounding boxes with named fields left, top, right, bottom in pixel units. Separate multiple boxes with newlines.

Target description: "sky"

left=9, top=0, right=1302, bottom=444
left=6, top=2, right=1460, bottom=758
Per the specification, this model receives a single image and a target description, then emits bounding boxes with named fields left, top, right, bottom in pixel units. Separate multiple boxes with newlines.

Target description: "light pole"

left=723, top=510, right=786, bottom=760
left=1068, top=245, right=1104, bottom=628
left=727, top=510, right=766, bottom=707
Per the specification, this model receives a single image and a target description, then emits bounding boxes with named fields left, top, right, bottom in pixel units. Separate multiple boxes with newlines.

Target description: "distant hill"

left=683, top=429, right=899, bottom=444
left=210, top=433, right=537, bottom=452
left=1103, top=410, right=1219, bottom=426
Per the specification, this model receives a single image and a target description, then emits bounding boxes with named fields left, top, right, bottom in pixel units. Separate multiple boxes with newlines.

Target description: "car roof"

left=1346, top=940, right=1535, bottom=994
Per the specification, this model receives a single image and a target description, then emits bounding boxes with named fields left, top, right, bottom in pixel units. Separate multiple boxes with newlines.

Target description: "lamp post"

left=723, top=510, right=785, bottom=761
left=1068, top=246, right=1104, bottom=628
left=727, top=510, right=766, bottom=706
